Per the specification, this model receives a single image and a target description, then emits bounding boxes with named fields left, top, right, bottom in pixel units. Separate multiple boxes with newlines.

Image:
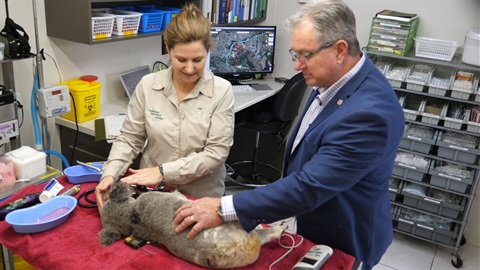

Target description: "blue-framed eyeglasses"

left=289, top=40, right=337, bottom=64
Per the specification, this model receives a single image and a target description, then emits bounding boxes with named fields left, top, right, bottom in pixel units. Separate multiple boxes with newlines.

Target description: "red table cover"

left=0, top=175, right=356, bottom=270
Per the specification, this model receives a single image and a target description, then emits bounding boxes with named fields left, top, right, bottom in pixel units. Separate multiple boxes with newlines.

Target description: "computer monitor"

left=119, top=65, right=151, bottom=98
left=209, top=25, right=276, bottom=84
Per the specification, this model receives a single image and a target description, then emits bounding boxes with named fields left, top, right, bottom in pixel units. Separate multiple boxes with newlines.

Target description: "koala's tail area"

left=109, top=181, right=133, bottom=203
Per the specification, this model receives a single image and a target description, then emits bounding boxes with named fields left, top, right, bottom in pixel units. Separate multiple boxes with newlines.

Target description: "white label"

left=448, top=145, right=469, bottom=151
left=399, top=163, right=416, bottom=170
left=379, top=22, right=401, bottom=28
left=417, top=224, right=434, bottom=231
left=380, top=35, right=397, bottom=40
left=424, top=197, right=441, bottom=204
left=407, top=135, right=423, bottom=141
left=438, top=173, right=462, bottom=181
left=399, top=218, right=414, bottom=225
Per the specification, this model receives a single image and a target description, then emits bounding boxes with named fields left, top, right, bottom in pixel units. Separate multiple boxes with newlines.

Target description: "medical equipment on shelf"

left=0, top=89, right=19, bottom=145
left=37, top=85, right=70, bottom=118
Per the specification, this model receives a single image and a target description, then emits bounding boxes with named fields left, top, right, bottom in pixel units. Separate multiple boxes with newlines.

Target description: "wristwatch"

left=159, top=164, right=164, bottom=176
left=216, top=202, right=224, bottom=222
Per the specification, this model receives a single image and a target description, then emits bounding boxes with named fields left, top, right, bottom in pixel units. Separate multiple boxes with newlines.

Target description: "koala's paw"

left=99, top=230, right=121, bottom=246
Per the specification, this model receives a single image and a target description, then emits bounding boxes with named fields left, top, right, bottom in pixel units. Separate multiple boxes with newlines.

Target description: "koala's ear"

left=109, top=181, right=134, bottom=203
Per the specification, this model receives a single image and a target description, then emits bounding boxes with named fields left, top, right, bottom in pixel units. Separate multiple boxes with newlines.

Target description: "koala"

left=99, top=181, right=286, bottom=268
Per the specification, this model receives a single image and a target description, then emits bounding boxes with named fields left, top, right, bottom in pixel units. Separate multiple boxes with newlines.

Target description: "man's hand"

left=95, top=176, right=115, bottom=212
left=120, top=167, right=163, bottom=187
left=174, top=197, right=223, bottom=239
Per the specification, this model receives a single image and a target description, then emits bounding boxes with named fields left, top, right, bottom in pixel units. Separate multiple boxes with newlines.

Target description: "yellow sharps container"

left=61, top=75, right=101, bottom=123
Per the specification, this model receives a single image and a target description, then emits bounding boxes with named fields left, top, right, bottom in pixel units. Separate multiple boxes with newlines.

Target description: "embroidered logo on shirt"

left=149, top=109, right=164, bottom=120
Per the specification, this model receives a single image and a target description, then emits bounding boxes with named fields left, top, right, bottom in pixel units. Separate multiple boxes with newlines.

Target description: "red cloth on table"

left=0, top=175, right=356, bottom=270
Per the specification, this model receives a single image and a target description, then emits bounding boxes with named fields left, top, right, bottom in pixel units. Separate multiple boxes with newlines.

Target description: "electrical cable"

left=152, top=61, right=169, bottom=72
left=43, top=51, right=62, bottom=83
left=69, top=93, right=79, bottom=167
left=269, top=232, right=304, bottom=270
left=14, top=99, right=24, bottom=128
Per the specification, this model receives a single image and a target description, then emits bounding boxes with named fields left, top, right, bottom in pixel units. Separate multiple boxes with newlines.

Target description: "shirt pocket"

left=185, top=106, right=212, bottom=138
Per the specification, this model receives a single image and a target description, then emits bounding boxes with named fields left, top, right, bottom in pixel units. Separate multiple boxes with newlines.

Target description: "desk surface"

left=55, top=76, right=285, bottom=137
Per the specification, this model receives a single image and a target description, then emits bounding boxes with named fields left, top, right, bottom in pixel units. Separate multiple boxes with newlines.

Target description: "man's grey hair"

left=285, top=0, right=361, bottom=55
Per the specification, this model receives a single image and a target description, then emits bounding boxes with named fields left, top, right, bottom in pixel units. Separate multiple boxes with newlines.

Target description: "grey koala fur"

left=99, top=181, right=286, bottom=268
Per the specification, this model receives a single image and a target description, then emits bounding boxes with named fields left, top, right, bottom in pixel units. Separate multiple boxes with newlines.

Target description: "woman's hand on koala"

left=95, top=176, right=115, bottom=211
left=120, top=167, right=163, bottom=187
left=174, top=197, right=223, bottom=239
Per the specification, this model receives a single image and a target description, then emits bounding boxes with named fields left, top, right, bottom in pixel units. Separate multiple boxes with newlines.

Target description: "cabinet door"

left=59, top=125, right=141, bottom=169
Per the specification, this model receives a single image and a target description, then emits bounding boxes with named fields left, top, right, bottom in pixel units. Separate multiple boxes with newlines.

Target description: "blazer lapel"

left=287, top=57, right=374, bottom=156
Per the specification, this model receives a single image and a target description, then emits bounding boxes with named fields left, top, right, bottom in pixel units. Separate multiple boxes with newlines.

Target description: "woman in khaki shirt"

left=95, top=4, right=235, bottom=210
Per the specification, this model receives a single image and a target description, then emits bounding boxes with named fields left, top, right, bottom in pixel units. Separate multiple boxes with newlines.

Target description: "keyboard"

left=232, top=84, right=256, bottom=93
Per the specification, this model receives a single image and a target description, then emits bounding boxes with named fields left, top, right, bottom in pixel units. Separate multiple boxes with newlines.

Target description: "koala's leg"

left=254, top=223, right=287, bottom=245
left=99, top=226, right=122, bottom=246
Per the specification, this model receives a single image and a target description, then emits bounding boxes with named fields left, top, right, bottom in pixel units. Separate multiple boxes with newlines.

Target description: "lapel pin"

left=337, top=99, right=343, bottom=105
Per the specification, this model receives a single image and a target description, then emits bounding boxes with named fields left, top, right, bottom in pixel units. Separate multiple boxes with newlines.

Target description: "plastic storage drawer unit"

left=401, top=188, right=466, bottom=219
left=399, top=124, right=438, bottom=154
left=392, top=152, right=431, bottom=182
left=429, top=161, right=474, bottom=193
left=427, top=66, right=454, bottom=96
left=396, top=208, right=458, bottom=245
left=436, top=131, right=480, bottom=164
left=405, top=63, right=433, bottom=91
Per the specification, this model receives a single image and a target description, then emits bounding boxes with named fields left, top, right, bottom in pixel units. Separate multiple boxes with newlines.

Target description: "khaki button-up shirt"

left=102, top=68, right=235, bottom=198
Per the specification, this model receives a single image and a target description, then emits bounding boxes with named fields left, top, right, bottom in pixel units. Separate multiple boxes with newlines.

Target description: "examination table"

left=0, top=175, right=359, bottom=269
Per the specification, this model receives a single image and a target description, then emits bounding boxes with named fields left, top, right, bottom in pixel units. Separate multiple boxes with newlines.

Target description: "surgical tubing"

left=44, top=150, right=71, bottom=168
left=31, top=73, right=42, bottom=150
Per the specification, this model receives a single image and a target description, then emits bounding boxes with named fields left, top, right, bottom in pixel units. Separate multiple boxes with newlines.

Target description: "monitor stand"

left=222, top=75, right=255, bottom=85
left=227, top=78, right=243, bottom=85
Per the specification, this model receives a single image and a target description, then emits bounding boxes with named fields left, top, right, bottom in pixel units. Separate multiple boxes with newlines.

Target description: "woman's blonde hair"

left=163, top=3, right=213, bottom=51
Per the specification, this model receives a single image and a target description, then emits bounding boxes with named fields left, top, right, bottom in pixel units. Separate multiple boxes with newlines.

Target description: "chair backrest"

left=273, top=72, right=308, bottom=122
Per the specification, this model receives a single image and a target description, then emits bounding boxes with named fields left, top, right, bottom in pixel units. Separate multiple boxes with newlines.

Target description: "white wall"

left=1, top=0, right=479, bottom=247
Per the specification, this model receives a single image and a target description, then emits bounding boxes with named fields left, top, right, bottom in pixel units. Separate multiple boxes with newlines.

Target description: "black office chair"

left=229, top=72, right=308, bottom=187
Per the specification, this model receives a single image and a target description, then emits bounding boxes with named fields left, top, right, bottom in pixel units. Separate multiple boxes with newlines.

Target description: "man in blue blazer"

left=174, top=0, right=405, bottom=269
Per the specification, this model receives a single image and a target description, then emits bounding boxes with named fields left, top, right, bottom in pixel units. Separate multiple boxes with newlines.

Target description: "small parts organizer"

left=375, top=57, right=480, bottom=133
left=369, top=50, right=480, bottom=268
left=367, top=17, right=419, bottom=56
left=90, top=6, right=180, bottom=39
